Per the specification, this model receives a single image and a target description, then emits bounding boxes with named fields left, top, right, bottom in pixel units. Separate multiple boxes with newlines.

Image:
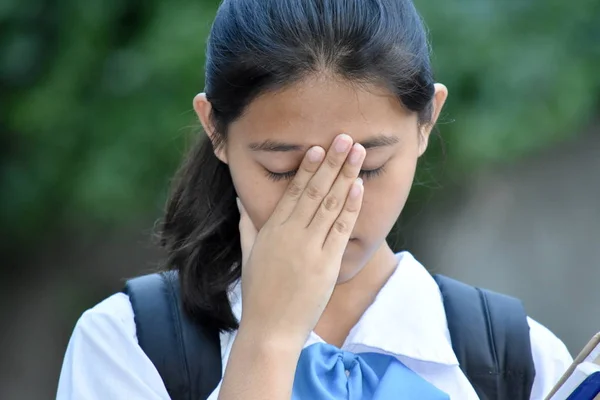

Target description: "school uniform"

left=57, top=252, right=573, bottom=399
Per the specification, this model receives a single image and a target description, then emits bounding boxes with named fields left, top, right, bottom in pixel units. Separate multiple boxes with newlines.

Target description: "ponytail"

left=159, top=135, right=241, bottom=332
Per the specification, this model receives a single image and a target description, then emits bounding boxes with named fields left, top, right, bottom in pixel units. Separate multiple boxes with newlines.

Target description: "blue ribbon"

left=292, top=343, right=450, bottom=399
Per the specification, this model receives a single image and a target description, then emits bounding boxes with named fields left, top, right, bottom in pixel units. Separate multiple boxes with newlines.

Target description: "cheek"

left=357, top=157, right=418, bottom=238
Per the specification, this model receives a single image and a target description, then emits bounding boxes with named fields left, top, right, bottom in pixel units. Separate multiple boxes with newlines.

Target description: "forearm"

left=218, top=327, right=304, bottom=400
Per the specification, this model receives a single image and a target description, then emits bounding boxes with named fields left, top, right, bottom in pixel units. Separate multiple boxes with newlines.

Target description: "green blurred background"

left=1, top=0, right=599, bottom=398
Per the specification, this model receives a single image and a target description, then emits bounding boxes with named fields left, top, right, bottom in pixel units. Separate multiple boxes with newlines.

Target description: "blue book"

left=566, top=371, right=600, bottom=400
left=547, top=332, right=600, bottom=400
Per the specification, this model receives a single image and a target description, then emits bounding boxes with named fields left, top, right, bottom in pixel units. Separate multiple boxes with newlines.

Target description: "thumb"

left=237, top=197, right=257, bottom=266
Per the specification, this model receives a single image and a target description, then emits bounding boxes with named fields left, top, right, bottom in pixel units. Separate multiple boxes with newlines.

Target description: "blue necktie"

left=292, top=343, right=450, bottom=400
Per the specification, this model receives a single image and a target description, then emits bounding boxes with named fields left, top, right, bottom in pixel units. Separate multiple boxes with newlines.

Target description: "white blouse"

left=57, top=252, right=573, bottom=399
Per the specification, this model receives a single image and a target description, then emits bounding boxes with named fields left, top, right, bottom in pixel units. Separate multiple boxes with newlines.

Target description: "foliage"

left=1, top=0, right=598, bottom=247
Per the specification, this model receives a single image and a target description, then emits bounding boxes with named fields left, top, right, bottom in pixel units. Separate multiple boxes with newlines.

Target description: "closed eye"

left=264, top=169, right=297, bottom=182
left=264, top=166, right=386, bottom=182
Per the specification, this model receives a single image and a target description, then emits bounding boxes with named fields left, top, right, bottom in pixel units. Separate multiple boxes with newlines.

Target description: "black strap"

left=125, top=272, right=535, bottom=400
left=433, top=274, right=536, bottom=400
left=124, top=272, right=221, bottom=400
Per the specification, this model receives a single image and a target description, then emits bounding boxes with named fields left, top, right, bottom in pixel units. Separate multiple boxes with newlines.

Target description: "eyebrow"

left=248, top=134, right=400, bottom=152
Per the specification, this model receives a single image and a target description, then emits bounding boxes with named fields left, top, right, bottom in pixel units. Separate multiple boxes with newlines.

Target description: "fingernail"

left=307, top=146, right=324, bottom=163
left=236, top=197, right=241, bottom=212
left=350, top=178, right=363, bottom=198
left=335, top=134, right=352, bottom=153
left=349, top=144, right=364, bottom=165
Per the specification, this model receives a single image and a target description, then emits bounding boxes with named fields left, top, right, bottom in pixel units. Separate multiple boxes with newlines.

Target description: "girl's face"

left=195, top=77, right=447, bottom=282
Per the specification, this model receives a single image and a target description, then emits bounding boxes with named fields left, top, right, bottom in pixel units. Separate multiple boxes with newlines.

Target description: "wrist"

left=219, top=323, right=305, bottom=400
left=236, top=320, right=308, bottom=356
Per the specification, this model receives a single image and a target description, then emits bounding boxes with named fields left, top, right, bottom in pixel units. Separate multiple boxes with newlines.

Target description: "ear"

left=193, top=93, right=228, bottom=164
left=418, top=83, right=448, bottom=157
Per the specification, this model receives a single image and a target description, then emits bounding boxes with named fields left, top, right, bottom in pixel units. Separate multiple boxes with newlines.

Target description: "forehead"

left=228, top=76, right=417, bottom=147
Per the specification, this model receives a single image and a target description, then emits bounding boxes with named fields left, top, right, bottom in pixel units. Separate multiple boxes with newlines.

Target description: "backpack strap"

left=433, top=274, right=536, bottom=400
left=123, top=271, right=535, bottom=400
left=124, top=272, right=222, bottom=400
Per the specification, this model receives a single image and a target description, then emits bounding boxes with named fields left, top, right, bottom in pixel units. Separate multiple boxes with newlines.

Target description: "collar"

left=338, top=252, right=458, bottom=365
left=227, top=251, right=458, bottom=366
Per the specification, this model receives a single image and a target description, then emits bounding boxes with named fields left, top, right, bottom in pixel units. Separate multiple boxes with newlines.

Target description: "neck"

left=314, top=242, right=399, bottom=347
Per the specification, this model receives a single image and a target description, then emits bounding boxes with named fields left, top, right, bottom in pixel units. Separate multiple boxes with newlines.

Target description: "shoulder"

left=527, top=317, right=573, bottom=399
left=432, top=272, right=572, bottom=399
left=75, top=292, right=137, bottom=339
left=57, top=293, right=170, bottom=399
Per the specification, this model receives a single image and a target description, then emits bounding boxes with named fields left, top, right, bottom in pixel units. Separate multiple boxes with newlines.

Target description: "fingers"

left=323, top=178, right=364, bottom=251
left=269, top=146, right=325, bottom=224
left=291, top=134, right=355, bottom=225
left=307, top=142, right=366, bottom=238
left=237, top=198, right=258, bottom=266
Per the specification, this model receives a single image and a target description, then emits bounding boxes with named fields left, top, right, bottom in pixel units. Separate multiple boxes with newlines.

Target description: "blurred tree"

left=1, top=0, right=599, bottom=252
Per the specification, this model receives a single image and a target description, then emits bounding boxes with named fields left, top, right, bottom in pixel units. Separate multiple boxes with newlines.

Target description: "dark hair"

left=160, top=0, right=436, bottom=332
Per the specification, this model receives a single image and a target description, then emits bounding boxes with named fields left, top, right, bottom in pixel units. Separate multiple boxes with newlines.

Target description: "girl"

left=57, top=0, right=573, bottom=399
